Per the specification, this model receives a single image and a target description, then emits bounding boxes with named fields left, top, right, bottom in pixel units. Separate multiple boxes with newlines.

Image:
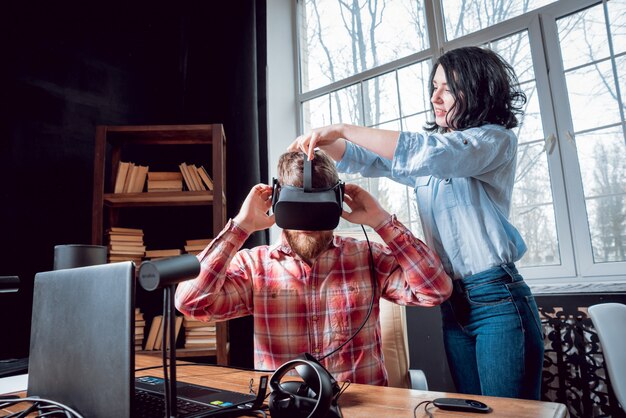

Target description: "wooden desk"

left=2, top=354, right=569, bottom=417
left=136, top=355, right=569, bottom=418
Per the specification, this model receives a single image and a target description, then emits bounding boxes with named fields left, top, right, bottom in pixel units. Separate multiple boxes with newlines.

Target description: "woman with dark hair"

left=288, top=46, right=544, bottom=400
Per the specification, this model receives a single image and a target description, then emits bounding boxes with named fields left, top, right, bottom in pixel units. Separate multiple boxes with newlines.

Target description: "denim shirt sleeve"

left=391, top=125, right=517, bottom=180
left=336, top=140, right=417, bottom=188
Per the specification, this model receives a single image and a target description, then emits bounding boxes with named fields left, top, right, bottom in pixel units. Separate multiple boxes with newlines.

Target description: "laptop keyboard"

left=134, top=388, right=213, bottom=418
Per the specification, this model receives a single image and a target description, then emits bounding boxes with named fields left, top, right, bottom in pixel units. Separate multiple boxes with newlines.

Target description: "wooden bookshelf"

left=91, top=124, right=229, bottom=365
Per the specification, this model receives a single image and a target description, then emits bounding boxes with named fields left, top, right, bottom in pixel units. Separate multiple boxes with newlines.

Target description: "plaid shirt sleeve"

left=174, top=219, right=255, bottom=322
left=374, top=215, right=452, bottom=306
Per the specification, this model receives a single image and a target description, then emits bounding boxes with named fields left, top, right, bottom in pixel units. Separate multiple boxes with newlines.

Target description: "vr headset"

left=272, top=156, right=345, bottom=231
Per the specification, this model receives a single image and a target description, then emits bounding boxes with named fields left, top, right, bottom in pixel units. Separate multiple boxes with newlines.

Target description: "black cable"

left=0, top=397, right=84, bottom=418
left=318, top=224, right=377, bottom=362
left=413, top=400, right=434, bottom=418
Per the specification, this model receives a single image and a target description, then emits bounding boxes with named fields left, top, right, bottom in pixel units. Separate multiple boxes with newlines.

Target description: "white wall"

left=266, top=0, right=298, bottom=243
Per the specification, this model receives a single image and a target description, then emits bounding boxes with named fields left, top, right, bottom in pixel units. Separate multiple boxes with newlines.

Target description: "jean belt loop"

left=500, top=262, right=517, bottom=280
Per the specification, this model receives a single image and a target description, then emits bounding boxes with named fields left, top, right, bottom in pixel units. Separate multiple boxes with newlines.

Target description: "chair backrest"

left=588, top=303, right=626, bottom=411
left=379, top=298, right=411, bottom=388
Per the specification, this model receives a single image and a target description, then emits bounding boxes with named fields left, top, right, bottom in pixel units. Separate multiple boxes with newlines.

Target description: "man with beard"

left=175, top=151, right=452, bottom=386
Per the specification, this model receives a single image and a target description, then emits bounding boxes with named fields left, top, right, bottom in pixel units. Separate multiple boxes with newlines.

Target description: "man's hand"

left=341, top=183, right=390, bottom=229
left=233, top=184, right=275, bottom=233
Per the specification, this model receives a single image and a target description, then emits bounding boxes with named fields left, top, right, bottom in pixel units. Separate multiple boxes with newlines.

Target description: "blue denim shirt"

left=336, top=124, right=526, bottom=280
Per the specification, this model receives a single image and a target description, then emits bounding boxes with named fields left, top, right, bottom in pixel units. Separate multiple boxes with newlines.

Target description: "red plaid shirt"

left=175, top=215, right=451, bottom=386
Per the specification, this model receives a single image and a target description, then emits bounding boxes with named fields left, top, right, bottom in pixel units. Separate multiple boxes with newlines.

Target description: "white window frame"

left=266, top=0, right=626, bottom=293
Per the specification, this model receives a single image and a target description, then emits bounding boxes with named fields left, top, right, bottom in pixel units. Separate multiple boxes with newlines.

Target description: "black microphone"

left=138, top=254, right=200, bottom=418
left=138, top=254, right=200, bottom=291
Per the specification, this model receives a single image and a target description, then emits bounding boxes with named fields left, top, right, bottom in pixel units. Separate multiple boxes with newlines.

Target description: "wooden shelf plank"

left=104, top=191, right=213, bottom=207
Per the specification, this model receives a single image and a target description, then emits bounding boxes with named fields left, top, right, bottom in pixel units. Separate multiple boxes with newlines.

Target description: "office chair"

left=379, top=298, right=428, bottom=390
left=588, top=303, right=626, bottom=412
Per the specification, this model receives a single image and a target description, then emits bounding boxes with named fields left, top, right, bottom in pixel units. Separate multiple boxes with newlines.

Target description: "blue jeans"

left=441, top=263, right=544, bottom=400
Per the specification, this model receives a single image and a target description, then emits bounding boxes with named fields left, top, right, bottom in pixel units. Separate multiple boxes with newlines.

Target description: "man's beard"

left=284, top=230, right=334, bottom=262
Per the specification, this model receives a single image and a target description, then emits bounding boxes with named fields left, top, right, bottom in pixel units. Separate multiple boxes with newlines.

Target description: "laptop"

left=27, top=261, right=256, bottom=418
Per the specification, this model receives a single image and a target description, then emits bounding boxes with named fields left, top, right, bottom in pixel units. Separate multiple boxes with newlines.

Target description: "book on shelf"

left=107, top=227, right=145, bottom=262
left=109, top=234, right=144, bottom=243
left=129, top=164, right=149, bottom=193
left=109, top=226, right=144, bottom=235
left=147, top=171, right=183, bottom=192
left=144, top=315, right=162, bottom=351
left=147, top=179, right=183, bottom=192
left=184, top=244, right=207, bottom=252
left=183, top=318, right=217, bottom=349
left=197, top=166, right=214, bottom=191
left=110, top=244, right=146, bottom=252
left=144, top=249, right=182, bottom=259
left=189, top=165, right=206, bottom=191
left=153, top=315, right=183, bottom=351
left=178, top=163, right=196, bottom=191
left=135, top=308, right=146, bottom=351
left=183, top=238, right=212, bottom=255
left=147, top=172, right=184, bottom=181
left=114, top=162, right=131, bottom=194
left=185, top=238, right=213, bottom=246
left=122, top=162, right=136, bottom=193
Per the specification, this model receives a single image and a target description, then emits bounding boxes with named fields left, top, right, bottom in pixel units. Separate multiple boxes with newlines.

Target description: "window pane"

left=512, top=204, right=560, bottom=267
left=575, top=128, right=626, bottom=263
left=330, top=84, right=363, bottom=125
left=565, top=61, right=621, bottom=132
left=364, top=72, right=400, bottom=126
left=489, top=32, right=535, bottom=83
left=398, top=60, right=432, bottom=118
left=587, top=195, right=626, bottom=263
left=302, top=95, right=330, bottom=132
left=516, top=82, right=543, bottom=144
left=441, top=0, right=556, bottom=41
left=402, top=113, right=429, bottom=131
left=557, top=4, right=611, bottom=71
left=512, top=140, right=560, bottom=266
left=299, top=0, right=429, bottom=93
left=608, top=0, right=626, bottom=56
left=514, top=142, right=553, bottom=205
left=488, top=32, right=560, bottom=268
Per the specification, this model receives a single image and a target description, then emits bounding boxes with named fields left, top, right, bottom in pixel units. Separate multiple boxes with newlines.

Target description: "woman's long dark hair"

left=424, top=46, right=527, bottom=132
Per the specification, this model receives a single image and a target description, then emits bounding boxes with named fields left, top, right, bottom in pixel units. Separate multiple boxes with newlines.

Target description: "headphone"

left=268, top=353, right=343, bottom=418
left=272, top=155, right=345, bottom=231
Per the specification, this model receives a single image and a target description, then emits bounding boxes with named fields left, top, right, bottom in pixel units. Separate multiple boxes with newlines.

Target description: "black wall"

left=1, top=1, right=266, bottom=367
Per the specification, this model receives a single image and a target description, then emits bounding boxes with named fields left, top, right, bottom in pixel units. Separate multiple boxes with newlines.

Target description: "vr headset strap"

left=303, top=157, right=313, bottom=193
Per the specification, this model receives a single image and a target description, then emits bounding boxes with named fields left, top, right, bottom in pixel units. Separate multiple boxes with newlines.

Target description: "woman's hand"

left=341, top=183, right=390, bottom=229
left=233, top=184, right=275, bottom=233
left=287, top=124, right=347, bottom=161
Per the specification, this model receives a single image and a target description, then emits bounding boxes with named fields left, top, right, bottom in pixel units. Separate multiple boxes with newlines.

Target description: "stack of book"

left=147, top=171, right=183, bottom=192
left=179, top=163, right=214, bottom=191
left=184, top=238, right=213, bottom=255
left=135, top=308, right=146, bottom=351
left=113, top=161, right=149, bottom=193
left=144, top=248, right=182, bottom=261
left=143, top=315, right=183, bottom=351
left=107, top=227, right=145, bottom=264
left=183, top=318, right=217, bottom=350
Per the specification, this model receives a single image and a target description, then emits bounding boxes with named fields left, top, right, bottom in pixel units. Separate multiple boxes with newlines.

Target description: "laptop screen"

left=28, top=261, right=135, bottom=418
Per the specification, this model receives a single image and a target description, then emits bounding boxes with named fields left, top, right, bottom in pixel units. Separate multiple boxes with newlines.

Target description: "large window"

left=296, top=0, right=626, bottom=286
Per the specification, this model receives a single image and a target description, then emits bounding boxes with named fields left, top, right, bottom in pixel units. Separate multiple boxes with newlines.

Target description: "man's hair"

left=277, top=150, right=339, bottom=189
left=424, top=46, right=527, bottom=132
